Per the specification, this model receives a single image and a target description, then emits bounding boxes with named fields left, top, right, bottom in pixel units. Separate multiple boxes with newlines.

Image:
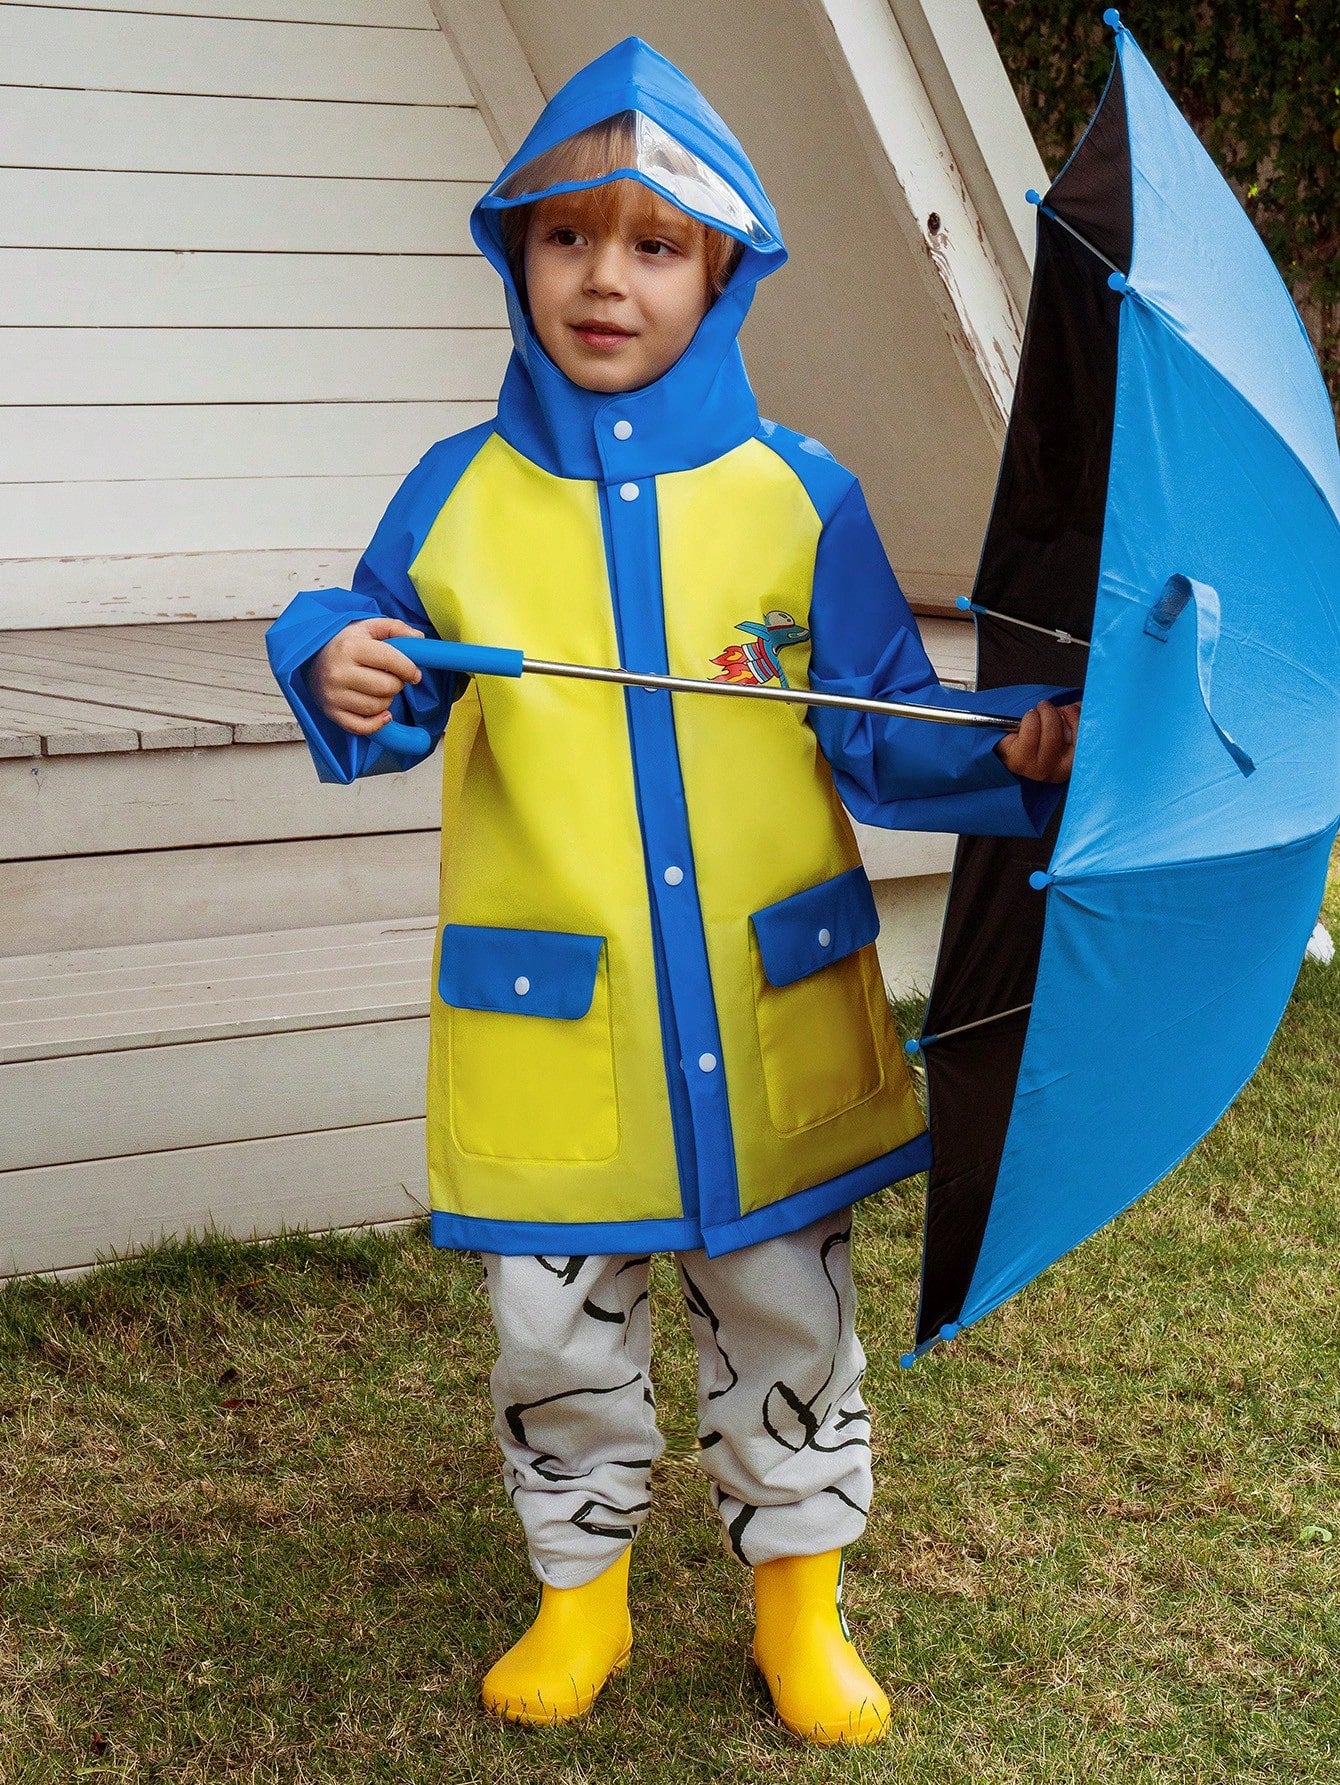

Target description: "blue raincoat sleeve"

left=265, top=444, right=467, bottom=784
left=807, top=479, right=1068, bottom=835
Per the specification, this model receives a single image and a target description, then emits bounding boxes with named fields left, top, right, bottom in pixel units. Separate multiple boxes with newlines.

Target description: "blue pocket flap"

left=439, top=924, right=604, bottom=1019
left=750, top=866, right=880, bottom=988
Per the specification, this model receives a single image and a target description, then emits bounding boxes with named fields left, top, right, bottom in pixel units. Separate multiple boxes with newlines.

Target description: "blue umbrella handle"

left=375, top=637, right=524, bottom=760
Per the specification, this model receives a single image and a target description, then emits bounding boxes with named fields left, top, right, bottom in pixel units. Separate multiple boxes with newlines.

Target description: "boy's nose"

left=584, top=240, right=630, bottom=297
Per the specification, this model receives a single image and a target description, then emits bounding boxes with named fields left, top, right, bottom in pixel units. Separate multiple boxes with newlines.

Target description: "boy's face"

left=523, top=181, right=713, bottom=393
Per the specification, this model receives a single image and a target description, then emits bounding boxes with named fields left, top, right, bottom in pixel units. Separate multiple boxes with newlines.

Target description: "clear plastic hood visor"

left=483, top=110, right=775, bottom=249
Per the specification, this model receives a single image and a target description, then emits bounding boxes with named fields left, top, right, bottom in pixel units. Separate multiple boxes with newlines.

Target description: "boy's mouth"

left=571, top=319, right=637, bottom=350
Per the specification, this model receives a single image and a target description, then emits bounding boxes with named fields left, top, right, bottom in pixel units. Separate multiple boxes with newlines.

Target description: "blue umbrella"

left=904, top=10, right=1340, bottom=1361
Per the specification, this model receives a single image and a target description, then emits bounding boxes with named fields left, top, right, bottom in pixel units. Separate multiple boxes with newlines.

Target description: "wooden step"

left=0, top=917, right=437, bottom=1274
left=0, top=915, right=436, bottom=1064
left=0, top=1016, right=430, bottom=1173
left=0, top=830, right=440, bottom=956
left=2, top=737, right=440, bottom=859
left=0, top=619, right=299, bottom=754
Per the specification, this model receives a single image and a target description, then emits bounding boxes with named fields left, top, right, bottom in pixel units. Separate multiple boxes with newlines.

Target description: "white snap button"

left=817, top=928, right=832, bottom=948
left=619, top=481, right=639, bottom=501
left=514, top=976, right=530, bottom=995
left=663, top=865, right=684, bottom=886
left=613, top=419, right=633, bottom=439
left=698, top=1053, right=717, bottom=1073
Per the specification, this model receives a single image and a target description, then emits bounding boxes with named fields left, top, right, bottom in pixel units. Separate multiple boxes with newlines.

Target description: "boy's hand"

left=308, top=617, right=424, bottom=736
left=994, top=699, right=1081, bottom=783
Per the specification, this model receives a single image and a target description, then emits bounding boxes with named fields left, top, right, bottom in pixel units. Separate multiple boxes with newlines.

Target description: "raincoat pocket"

left=438, top=923, right=618, bottom=1162
left=748, top=867, right=885, bottom=1134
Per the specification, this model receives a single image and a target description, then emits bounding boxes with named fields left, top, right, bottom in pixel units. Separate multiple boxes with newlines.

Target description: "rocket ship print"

left=709, top=608, right=811, bottom=690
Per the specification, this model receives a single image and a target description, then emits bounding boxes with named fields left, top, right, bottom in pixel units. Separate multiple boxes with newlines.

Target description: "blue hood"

left=471, top=37, right=788, bottom=481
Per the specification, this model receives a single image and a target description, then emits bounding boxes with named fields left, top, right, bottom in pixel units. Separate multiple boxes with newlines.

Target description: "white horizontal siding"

left=0, top=477, right=405, bottom=557
left=12, top=1, right=438, bottom=24
left=0, top=0, right=513, bottom=620
left=0, top=6, right=470, bottom=103
left=0, top=170, right=481, bottom=252
left=0, top=250, right=501, bottom=328
left=0, top=403, right=495, bottom=482
left=1, top=328, right=509, bottom=406
left=1, top=86, right=498, bottom=178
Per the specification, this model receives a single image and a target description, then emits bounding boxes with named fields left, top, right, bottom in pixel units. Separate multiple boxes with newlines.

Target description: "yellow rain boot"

left=480, top=1547, right=632, bottom=1726
left=752, top=1549, right=891, bottom=1745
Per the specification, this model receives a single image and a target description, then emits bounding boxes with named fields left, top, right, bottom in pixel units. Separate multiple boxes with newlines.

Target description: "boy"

left=268, top=38, right=1077, bottom=1745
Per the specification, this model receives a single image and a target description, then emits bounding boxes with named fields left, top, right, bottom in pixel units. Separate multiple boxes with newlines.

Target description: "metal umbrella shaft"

left=521, top=654, right=1022, bottom=732
left=374, top=635, right=1023, bottom=757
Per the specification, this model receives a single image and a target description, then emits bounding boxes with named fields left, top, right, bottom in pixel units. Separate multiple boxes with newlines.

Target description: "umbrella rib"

left=1035, top=202, right=1123, bottom=277
left=961, top=600, right=1091, bottom=649
left=913, top=1001, right=1033, bottom=1052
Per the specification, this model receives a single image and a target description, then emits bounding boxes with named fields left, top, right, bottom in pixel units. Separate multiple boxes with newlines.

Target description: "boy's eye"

left=548, top=227, right=583, bottom=246
left=636, top=237, right=681, bottom=257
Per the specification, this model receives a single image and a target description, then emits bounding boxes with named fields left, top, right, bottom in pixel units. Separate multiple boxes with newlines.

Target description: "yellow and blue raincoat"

left=267, top=38, right=1061, bottom=1257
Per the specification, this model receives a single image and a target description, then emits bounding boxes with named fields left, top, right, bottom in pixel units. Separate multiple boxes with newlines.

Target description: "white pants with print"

left=481, top=1207, right=871, bottom=1588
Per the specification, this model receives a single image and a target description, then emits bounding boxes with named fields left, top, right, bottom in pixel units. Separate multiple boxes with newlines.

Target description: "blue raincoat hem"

left=428, top=1129, right=931, bottom=1257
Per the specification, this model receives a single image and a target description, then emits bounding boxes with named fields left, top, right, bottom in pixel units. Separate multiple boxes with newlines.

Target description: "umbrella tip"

left=898, top=1352, right=917, bottom=1370
left=955, top=595, right=974, bottom=611
left=904, top=1036, right=922, bottom=1057
left=1024, top=188, right=1042, bottom=207
left=1102, top=7, right=1122, bottom=29
left=941, top=1323, right=961, bottom=1341
left=1108, top=270, right=1129, bottom=293
left=1028, top=870, right=1053, bottom=891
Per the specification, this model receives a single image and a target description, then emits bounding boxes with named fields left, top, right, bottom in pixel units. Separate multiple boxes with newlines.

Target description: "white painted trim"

left=889, top=0, right=1049, bottom=308
left=427, top=0, right=545, bottom=158
left=0, top=478, right=403, bottom=560
left=805, top=0, right=1027, bottom=433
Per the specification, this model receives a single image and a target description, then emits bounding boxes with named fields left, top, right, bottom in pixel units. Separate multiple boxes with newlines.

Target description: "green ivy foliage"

left=981, top=1, right=1339, bottom=415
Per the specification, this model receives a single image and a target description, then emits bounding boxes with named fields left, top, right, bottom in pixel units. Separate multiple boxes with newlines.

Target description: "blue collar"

left=493, top=280, right=762, bottom=482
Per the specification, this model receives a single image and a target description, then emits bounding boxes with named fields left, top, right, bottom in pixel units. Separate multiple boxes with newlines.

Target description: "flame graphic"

left=709, top=644, right=762, bottom=684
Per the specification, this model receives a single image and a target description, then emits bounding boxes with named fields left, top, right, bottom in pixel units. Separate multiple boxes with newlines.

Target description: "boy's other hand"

left=994, top=699, right=1081, bottom=784
left=308, top=616, right=425, bottom=736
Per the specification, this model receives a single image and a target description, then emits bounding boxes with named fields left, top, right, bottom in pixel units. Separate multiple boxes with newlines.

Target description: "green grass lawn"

left=2, top=879, right=1338, bottom=1783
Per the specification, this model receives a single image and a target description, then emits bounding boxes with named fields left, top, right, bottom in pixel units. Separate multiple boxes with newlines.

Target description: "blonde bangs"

left=498, top=112, right=743, bottom=301
left=499, top=112, right=639, bottom=200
